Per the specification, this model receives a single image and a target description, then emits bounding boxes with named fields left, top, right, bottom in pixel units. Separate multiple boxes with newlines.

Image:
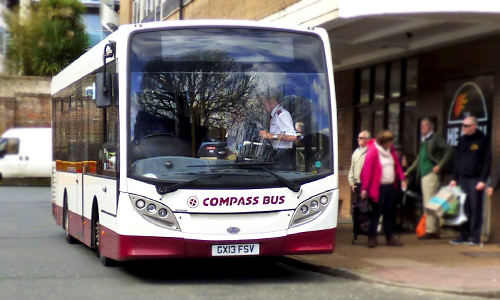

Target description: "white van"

left=0, top=128, right=52, bottom=179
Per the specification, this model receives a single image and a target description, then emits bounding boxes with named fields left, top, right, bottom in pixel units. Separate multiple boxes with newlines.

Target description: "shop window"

left=403, top=101, right=417, bottom=154
left=357, top=107, right=371, bottom=132
left=390, top=61, right=401, bottom=98
left=388, top=103, right=401, bottom=144
left=354, top=58, right=418, bottom=155
left=406, top=58, right=418, bottom=95
left=373, top=109, right=384, bottom=134
left=360, top=68, right=370, bottom=103
left=374, top=64, right=386, bottom=101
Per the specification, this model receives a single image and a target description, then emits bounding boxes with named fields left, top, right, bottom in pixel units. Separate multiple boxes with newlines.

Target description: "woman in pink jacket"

left=361, top=130, right=406, bottom=248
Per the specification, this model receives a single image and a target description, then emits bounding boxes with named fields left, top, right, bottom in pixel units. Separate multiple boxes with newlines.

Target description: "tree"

left=137, top=50, right=259, bottom=155
left=4, top=7, right=41, bottom=75
left=5, top=0, right=89, bottom=76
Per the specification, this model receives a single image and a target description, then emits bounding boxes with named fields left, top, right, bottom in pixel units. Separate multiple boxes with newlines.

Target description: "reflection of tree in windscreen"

left=138, top=50, right=258, bottom=142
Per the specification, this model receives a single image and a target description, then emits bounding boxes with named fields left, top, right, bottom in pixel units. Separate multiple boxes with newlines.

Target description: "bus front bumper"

left=99, top=226, right=336, bottom=260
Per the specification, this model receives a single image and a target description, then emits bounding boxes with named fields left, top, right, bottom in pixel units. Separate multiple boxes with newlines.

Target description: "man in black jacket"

left=449, top=116, right=491, bottom=246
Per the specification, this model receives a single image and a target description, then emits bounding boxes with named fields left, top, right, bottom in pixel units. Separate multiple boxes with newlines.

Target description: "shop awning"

left=264, top=0, right=500, bottom=70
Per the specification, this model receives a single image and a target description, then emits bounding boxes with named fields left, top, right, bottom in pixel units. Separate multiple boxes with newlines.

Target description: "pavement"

left=288, top=222, right=500, bottom=298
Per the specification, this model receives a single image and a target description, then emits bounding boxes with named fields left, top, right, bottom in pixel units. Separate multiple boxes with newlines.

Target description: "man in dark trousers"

left=449, top=116, right=491, bottom=246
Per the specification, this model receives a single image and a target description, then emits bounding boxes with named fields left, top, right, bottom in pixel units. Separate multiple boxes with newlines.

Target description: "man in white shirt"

left=259, top=97, right=297, bottom=170
left=349, top=130, right=371, bottom=194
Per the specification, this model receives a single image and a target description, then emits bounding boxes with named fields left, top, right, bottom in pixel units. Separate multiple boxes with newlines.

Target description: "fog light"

left=300, top=205, right=309, bottom=215
left=310, top=200, right=319, bottom=210
left=320, top=196, right=328, bottom=205
left=136, top=200, right=146, bottom=209
left=147, top=204, right=156, bottom=213
left=158, top=208, right=168, bottom=218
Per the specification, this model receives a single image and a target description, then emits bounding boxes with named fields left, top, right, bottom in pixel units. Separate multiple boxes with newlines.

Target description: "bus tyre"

left=100, top=254, right=115, bottom=267
left=91, top=204, right=100, bottom=256
left=92, top=208, right=116, bottom=267
left=63, top=201, right=78, bottom=244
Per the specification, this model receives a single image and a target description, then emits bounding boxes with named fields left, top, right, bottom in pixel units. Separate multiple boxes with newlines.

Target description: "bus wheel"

left=100, top=254, right=115, bottom=267
left=63, top=200, right=78, bottom=244
left=92, top=208, right=116, bottom=267
left=91, top=204, right=100, bottom=256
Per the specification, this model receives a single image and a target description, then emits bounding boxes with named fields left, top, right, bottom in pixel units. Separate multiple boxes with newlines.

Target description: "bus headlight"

left=310, top=200, right=319, bottom=210
left=136, top=200, right=146, bottom=209
left=147, top=204, right=156, bottom=213
left=129, top=195, right=180, bottom=231
left=289, top=191, right=333, bottom=228
left=158, top=208, right=168, bottom=218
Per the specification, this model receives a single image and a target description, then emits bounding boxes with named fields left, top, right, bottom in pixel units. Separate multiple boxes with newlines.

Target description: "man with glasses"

left=349, top=131, right=371, bottom=195
left=406, top=117, right=454, bottom=240
left=449, top=116, right=491, bottom=246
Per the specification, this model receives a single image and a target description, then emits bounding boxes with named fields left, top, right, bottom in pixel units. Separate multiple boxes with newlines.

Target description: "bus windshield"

left=129, top=27, right=333, bottom=188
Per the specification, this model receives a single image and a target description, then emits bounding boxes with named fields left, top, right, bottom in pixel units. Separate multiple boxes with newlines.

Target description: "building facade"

left=126, top=0, right=500, bottom=242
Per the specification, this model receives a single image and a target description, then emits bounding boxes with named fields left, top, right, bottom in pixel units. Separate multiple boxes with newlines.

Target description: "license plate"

left=211, top=244, right=260, bottom=256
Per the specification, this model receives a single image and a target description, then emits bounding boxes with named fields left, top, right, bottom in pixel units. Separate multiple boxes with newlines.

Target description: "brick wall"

left=334, top=70, right=355, bottom=219
left=418, top=34, right=500, bottom=242
left=0, top=97, right=15, bottom=135
left=167, top=0, right=301, bottom=20
left=13, top=94, right=52, bottom=128
left=0, top=76, right=52, bottom=134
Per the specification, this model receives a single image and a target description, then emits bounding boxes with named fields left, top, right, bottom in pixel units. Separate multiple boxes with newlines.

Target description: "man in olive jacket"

left=406, top=117, right=454, bottom=239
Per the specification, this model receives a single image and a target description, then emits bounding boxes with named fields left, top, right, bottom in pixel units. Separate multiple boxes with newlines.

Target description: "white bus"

left=51, top=20, right=338, bottom=265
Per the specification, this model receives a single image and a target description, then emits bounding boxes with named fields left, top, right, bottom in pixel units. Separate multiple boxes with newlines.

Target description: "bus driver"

left=259, top=97, right=297, bottom=170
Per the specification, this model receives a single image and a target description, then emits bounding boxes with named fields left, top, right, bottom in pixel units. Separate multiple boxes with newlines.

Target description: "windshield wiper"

left=187, top=162, right=278, bottom=169
left=149, top=174, right=222, bottom=195
left=188, top=162, right=301, bottom=193
left=256, top=166, right=301, bottom=193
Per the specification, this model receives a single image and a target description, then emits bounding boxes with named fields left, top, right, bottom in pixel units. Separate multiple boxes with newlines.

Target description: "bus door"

left=76, top=94, right=86, bottom=239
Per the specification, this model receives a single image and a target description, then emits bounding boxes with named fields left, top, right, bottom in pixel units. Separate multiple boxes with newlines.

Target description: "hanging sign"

left=445, top=75, right=493, bottom=146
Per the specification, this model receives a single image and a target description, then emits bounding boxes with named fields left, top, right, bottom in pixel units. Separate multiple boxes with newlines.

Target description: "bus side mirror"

left=95, top=73, right=113, bottom=108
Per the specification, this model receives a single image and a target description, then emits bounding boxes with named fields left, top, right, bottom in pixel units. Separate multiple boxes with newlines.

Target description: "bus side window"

left=99, top=145, right=116, bottom=177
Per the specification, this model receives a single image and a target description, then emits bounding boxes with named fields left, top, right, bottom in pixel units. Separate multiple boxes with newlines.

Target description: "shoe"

left=469, top=238, right=481, bottom=246
left=368, top=237, right=377, bottom=248
left=450, top=237, right=469, bottom=245
left=386, top=238, right=403, bottom=247
left=418, top=233, right=440, bottom=240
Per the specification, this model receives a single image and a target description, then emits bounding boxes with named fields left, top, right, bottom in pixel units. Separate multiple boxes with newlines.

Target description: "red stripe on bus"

left=283, top=228, right=336, bottom=255
left=99, top=228, right=335, bottom=260
left=99, top=225, right=186, bottom=260
left=54, top=206, right=336, bottom=260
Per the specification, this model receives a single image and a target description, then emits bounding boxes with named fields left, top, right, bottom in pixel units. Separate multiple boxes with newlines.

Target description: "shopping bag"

left=443, top=200, right=459, bottom=217
left=416, top=215, right=426, bottom=237
left=442, top=187, right=467, bottom=226
left=425, top=188, right=457, bottom=217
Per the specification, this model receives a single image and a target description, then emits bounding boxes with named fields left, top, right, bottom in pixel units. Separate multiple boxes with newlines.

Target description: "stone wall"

left=0, top=76, right=52, bottom=134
